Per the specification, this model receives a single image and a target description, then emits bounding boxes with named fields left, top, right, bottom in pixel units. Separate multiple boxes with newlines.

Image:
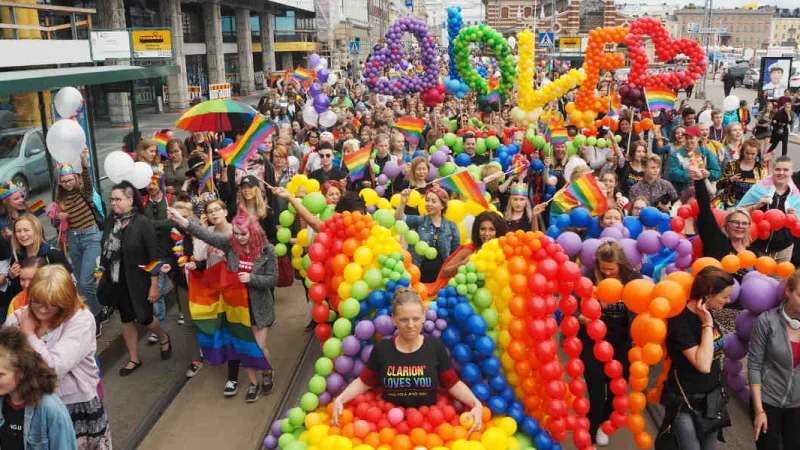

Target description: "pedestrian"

left=722, top=68, right=736, bottom=97
left=766, top=102, right=792, bottom=157
left=7, top=214, right=72, bottom=300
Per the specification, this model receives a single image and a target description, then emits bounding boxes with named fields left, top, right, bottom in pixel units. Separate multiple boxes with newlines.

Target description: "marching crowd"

left=1, top=56, right=800, bottom=450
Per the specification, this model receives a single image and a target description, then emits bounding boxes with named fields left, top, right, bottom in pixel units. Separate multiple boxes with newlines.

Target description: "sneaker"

left=245, top=383, right=260, bottom=403
left=177, top=313, right=185, bottom=325
left=262, top=370, right=274, bottom=394
left=147, top=333, right=159, bottom=344
left=596, top=429, right=610, bottom=447
left=186, top=361, right=203, bottom=378
left=223, top=380, right=238, bottom=397
left=95, top=321, right=103, bottom=338
left=96, top=308, right=112, bottom=325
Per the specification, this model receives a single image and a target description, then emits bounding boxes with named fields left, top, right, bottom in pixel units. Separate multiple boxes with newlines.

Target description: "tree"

left=683, top=3, right=699, bottom=9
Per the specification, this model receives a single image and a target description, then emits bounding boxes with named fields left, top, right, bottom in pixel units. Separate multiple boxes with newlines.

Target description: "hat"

left=0, top=182, right=19, bottom=201
left=58, top=164, right=77, bottom=178
left=240, top=174, right=260, bottom=187
left=684, top=126, right=701, bottom=138
left=185, top=154, right=206, bottom=176
left=320, top=131, right=335, bottom=142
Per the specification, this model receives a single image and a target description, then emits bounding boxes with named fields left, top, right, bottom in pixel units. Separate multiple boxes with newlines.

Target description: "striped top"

left=63, top=166, right=95, bottom=231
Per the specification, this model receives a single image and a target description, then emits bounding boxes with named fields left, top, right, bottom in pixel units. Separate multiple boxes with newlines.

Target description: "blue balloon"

left=358, top=301, right=369, bottom=317
left=479, top=356, right=500, bottom=377
left=447, top=296, right=458, bottom=308
left=551, top=444, right=562, bottom=450
left=452, top=343, right=472, bottom=362
left=460, top=363, right=481, bottom=384
left=623, top=215, right=643, bottom=239
left=453, top=302, right=474, bottom=323
left=658, top=216, right=671, bottom=233
left=522, top=416, right=541, bottom=436
left=546, top=225, right=560, bottom=239
left=639, top=206, right=661, bottom=227
left=507, top=406, right=524, bottom=422
left=397, top=277, right=410, bottom=287
left=472, top=382, right=491, bottom=401
left=441, top=326, right=462, bottom=346
left=474, top=336, right=495, bottom=357
left=641, top=261, right=654, bottom=276
left=436, top=297, right=447, bottom=309
left=487, top=396, right=508, bottom=415
left=466, top=315, right=487, bottom=335
left=500, top=386, right=515, bottom=402
left=438, top=308, right=449, bottom=318
left=367, top=291, right=386, bottom=309
left=556, top=214, right=572, bottom=230
left=535, top=432, right=553, bottom=450
left=446, top=286, right=457, bottom=297
left=587, top=217, right=602, bottom=238
left=455, top=153, right=472, bottom=166
left=487, top=374, right=507, bottom=392
left=530, top=159, right=544, bottom=173
left=570, top=207, right=592, bottom=228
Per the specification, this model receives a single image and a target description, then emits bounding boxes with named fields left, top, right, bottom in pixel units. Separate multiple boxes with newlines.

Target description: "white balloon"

left=46, top=119, right=85, bottom=164
left=319, top=57, right=328, bottom=69
left=723, top=95, right=740, bottom=112
left=318, top=110, right=337, bottom=128
left=126, top=161, right=154, bottom=189
left=54, top=87, right=84, bottom=118
left=326, top=72, right=339, bottom=87
left=303, top=103, right=318, bottom=127
left=104, top=151, right=135, bottom=184
left=288, top=155, right=300, bottom=171
left=698, top=110, right=713, bottom=125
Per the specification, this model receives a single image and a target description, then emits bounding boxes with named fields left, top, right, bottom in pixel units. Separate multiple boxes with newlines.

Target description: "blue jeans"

left=66, top=226, right=102, bottom=316
left=674, top=412, right=718, bottom=450
left=153, top=272, right=166, bottom=324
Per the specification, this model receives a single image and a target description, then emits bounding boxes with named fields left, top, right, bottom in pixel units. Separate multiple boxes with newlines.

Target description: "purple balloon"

left=382, top=161, right=401, bottom=179
left=723, top=332, right=748, bottom=360
left=334, top=355, right=354, bottom=374
left=374, top=314, right=395, bottom=335
left=580, top=238, right=602, bottom=269
left=675, top=239, right=692, bottom=256
left=740, top=273, right=781, bottom=313
left=730, top=279, right=741, bottom=302
left=556, top=232, right=582, bottom=257
left=317, top=68, right=330, bottom=83
left=637, top=230, right=662, bottom=255
left=425, top=309, right=437, bottom=320
left=724, top=357, right=743, bottom=374
left=326, top=372, right=344, bottom=394
left=318, top=391, right=332, bottom=406
left=309, top=83, right=322, bottom=97
left=600, top=227, right=623, bottom=241
left=423, top=320, right=435, bottom=333
left=263, top=435, right=278, bottom=449
left=435, top=318, right=447, bottom=331
left=431, top=151, right=448, bottom=167
left=354, top=320, right=375, bottom=340
left=734, top=310, right=758, bottom=342
left=426, top=164, right=437, bottom=182
left=727, top=372, right=747, bottom=392
left=660, top=231, right=680, bottom=249
left=431, top=329, right=442, bottom=338
left=309, top=53, right=320, bottom=68
left=737, top=388, right=751, bottom=403
left=353, top=359, right=365, bottom=377
left=270, top=420, right=282, bottom=436
left=377, top=174, right=389, bottom=185
left=341, top=335, right=361, bottom=356
left=666, top=263, right=679, bottom=274
left=361, top=344, right=374, bottom=362
left=375, top=185, right=385, bottom=197
left=620, top=238, right=643, bottom=266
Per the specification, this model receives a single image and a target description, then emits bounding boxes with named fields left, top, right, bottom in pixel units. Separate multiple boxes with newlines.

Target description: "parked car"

left=744, top=69, right=760, bottom=89
left=727, top=66, right=750, bottom=87
left=0, top=127, right=50, bottom=198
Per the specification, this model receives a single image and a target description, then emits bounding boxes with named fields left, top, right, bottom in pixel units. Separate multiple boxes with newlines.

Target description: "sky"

left=673, top=0, right=798, bottom=8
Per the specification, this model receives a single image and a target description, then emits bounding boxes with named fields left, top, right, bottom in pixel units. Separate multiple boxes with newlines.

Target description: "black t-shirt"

left=362, top=337, right=457, bottom=408
left=0, top=399, right=25, bottom=450
left=309, top=166, right=349, bottom=185
left=665, top=308, right=724, bottom=395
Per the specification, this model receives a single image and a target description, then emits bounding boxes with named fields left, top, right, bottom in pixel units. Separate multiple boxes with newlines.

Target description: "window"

left=525, top=7, right=532, bottom=17
left=501, top=7, right=508, bottom=19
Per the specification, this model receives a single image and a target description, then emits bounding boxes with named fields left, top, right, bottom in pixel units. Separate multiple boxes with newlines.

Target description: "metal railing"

left=0, top=1, right=95, bottom=40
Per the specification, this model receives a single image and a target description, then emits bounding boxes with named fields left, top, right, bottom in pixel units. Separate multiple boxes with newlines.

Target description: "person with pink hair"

left=167, top=205, right=277, bottom=403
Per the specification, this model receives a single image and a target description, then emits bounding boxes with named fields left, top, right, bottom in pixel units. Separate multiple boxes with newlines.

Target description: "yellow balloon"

left=308, top=424, right=330, bottom=444
left=481, top=427, right=508, bottom=450
left=305, top=412, right=323, bottom=428
left=291, top=244, right=304, bottom=257
left=452, top=440, right=470, bottom=450
left=407, top=189, right=422, bottom=207
left=377, top=198, right=392, bottom=210
left=390, top=194, right=401, bottom=207
left=292, top=257, right=303, bottom=270
left=343, top=262, right=363, bottom=283
left=297, top=229, right=310, bottom=247
left=417, top=201, right=428, bottom=216
left=337, top=282, right=352, bottom=300
left=353, top=247, right=374, bottom=266
left=304, top=178, right=320, bottom=193
left=497, top=416, right=518, bottom=436
left=359, top=188, right=379, bottom=206
left=445, top=199, right=467, bottom=222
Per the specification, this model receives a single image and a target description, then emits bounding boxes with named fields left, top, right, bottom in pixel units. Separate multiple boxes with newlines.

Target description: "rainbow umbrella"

left=175, top=98, right=258, bottom=132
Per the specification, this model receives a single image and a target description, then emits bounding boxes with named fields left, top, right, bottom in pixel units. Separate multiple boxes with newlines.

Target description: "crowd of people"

left=1, top=47, right=800, bottom=449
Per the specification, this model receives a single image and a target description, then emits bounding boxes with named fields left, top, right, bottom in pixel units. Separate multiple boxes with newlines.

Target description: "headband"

left=509, top=182, right=528, bottom=197
left=322, top=180, right=345, bottom=195
left=425, top=183, right=448, bottom=202
left=58, top=164, right=77, bottom=178
left=0, top=182, right=20, bottom=201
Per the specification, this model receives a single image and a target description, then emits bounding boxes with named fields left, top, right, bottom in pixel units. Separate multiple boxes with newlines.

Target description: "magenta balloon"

left=660, top=231, right=680, bottom=249
left=637, top=230, right=662, bottom=254
left=734, top=310, right=758, bottom=342
left=556, top=232, right=582, bottom=257
left=579, top=238, right=602, bottom=269
left=354, top=320, right=375, bottom=340
left=341, top=335, right=361, bottom=356
left=722, top=332, right=747, bottom=360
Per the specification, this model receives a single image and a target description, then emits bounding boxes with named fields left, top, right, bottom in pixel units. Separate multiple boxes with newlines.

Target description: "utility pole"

left=696, top=0, right=713, bottom=100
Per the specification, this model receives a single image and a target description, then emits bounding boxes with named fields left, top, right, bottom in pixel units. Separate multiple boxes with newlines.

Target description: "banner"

left=131, top=29, right=173, bottom=58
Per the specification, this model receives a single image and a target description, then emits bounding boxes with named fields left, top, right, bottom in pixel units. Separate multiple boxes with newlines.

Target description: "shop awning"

left=0, top=64, right=180, bottom=96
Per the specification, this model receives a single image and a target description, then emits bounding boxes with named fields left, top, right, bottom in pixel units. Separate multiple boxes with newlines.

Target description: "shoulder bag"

left=676, top=368, right=731, bottom=438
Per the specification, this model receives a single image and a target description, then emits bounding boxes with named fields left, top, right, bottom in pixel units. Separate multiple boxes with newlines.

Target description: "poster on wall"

left=90, top=31, right=131, bottom=60
left=759, top=57, right=792, bottom=99
left=131, top=29, right=173, bottom=58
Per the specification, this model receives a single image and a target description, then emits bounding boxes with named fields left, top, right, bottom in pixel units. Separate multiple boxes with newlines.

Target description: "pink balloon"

left=387, top=407, right=404, bottom=425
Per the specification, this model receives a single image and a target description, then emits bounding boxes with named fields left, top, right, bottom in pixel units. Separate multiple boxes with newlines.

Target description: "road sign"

left=559, top=37, right=581, bottom=49
left=538, top=32, right=554, bottom=49
left=131, top=29, right=172, bottom=58
left=350, top=41, right=361, bottom=55
left=687, top=23, right=700, bottom=33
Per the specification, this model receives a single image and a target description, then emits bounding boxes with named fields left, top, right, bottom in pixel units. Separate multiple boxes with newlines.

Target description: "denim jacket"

left=0, top=394, right=78, bottom=450
left=402, top=215, right=460, bottom=268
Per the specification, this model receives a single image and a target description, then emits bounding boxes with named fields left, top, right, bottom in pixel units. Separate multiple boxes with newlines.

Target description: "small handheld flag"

left=438, top=170, right=489, bottom=209
left=218, top=114, right=276, bottom=169
left=390, top=117, right=425, bottom=150
left=292, top=67, right=316, bottom=88
left=200, top=148, right=213, bottom=194
left=28, top=200, right=46, bottom=217
left=153, top=132, right=170, bottom=158
left=139, top=260, right=164, bottom=275
left=550, top=172, right=608, bottom=217
left=644, top=87, right=677, bottom=112
left=343, top=143, right=372, bottom=182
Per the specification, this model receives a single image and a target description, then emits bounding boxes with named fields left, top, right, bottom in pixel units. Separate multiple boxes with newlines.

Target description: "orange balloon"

left=414, top=283, right=428, bottom=300
left=508, top=256, right=528, bottom=275
left=720, top=254, right=741, bottom=273
left=645, top=318, right=667, bottom=343
left=409, top=428, right=427, bottom=445
left=353, top=420, right=370, bottom=438
left=652, top=280, right=687, bottom=318
left=341, top=422, right=355, bottom=437
left=379, top=428, right=396, bottom=445
left=364, top=432, right=381, bottom=448
left=648, top=297, right=671, bottom=319
left=331, top=254, right=349, bottom=274
left=665, top=271, right=694, bottom=299
left=507, top=340, right=528, bottom=360
left=738, top=250, right=757, bottom=268
left=631, top=313, right=653, bottom=347
left=628, top=346, right=643, bottom=363
left=508, top=297, right=526, bottom=318
left=623, top=279, right=655, bottom=314
left=647, top=388, right=661, bottom=404
left=328, top=425, right=341, bottom=436
left=630, top=361, right=650, bottom=379
left=392, top=434, right=413, bottom=450
left=627, top=413, right=646, bottom=433
left=408, top=266, right=421, bottom=284
left=596, top=278, right=624, bottom=305
left=756, top=256, right=777, bottom=275
left=510, top=274, right=529, bottom=295
left=629, top=391, right=647, bottom=413
left=691, top=257, right=722, bottom=275
left=777, top=261, right=796, bottom=278
left=339, top=409, right=354, bottom=425
left=437, top=423, right=455, bottom=441
left=635, top=432, right=653, bottom=449
left=452, top=426, right=469, bottom=440
left=342, top=238, right=360, bottom=257
left=630, top=376, right=649, bottom=391
left=642, top=342, right=665, bottom=365
left=425, top=434, right=443, bottom=448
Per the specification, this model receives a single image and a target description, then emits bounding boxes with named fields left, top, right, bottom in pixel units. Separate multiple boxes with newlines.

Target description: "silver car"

left=743, top=69, right=760, bottom=89
left=0, top=127, right=50, bottom=198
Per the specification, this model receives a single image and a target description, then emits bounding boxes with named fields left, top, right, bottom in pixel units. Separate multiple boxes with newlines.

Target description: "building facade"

left=424, top=0, right=484, bottom=42
left=770, top=8, right=800, bottom=48
left=673, top=7, right=774, bottom=49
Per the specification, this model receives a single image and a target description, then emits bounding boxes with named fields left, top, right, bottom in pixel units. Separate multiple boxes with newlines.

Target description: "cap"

left=684, top=126, right=701, bottom=138
left=240, top=174, right=260, bottom=187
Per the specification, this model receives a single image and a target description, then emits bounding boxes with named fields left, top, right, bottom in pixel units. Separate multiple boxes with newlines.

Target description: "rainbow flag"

left=438, top=170, right=489, bottom=209
left=608, top=94, right=621, bottom=118
left=486, top=82, right=501, bottom=104
left=200, top=147, right=213, bottom=194
left=218, top=114, right=275, bottom=169
left=139, top=260, right=164, bottom=275
left=153, top=132, right=170, bottom=158
left=645, top=87, right=677, bottom=111
left=292, top=67, right=316, bottom=87
left=353, top=116, right=362, bottom=131
left=28, top=200, right=45, bottom=217
left=189, top=263, right=270, bottom=370
left=343, top=143, right=372, bottom=182
left=550, top=173, right=608, bottom=217
left=390, top=117, right=425, bottom=149
left=550, top=128, right=569, bottom=144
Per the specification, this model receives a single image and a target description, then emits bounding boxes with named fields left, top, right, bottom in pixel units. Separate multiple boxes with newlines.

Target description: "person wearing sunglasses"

left=308, top=142, right=348, bottom=186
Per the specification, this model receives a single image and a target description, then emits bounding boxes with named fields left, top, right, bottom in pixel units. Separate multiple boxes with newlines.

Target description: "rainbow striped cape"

left=438, top=170, right=489, bottom=209
left=550, top=172, right=608, bottom=217
left=343, top=143, right=372, bottom=182
left=218, top=114, right=275, bottom=169
left=188, top=263, right=270, bottom=370
left=390, top=117, right=424, bottom=150
left=645, top=87, right=677, bottom=111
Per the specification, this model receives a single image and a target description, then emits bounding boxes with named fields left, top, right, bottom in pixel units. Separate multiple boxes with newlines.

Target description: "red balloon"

left=612, top=394, right=629, bottom=412
left=572, top=397, right=590, bottom=416
left=573, top=429, right=592, bottom=449
left=528, top=273, right=548, bottom=294
left=548, top=417, right=567, bottom=435
left=541, top=361, right=563, bottom=381
left=535, top=339, right=558, bottom=362
left=560, top=295, right=580, bottom=317
left=308, top=243, right=328, bottom=262
left=548, top=399, right=569, bottom=417
left=610, top=411, right=628, bottom=429
left=582, top=299, right=602, bottom=321
left=765, top=209, right=786, bottom=230
left=586, top=319, right=607, bottom=341
left=314, top=323, right=331, bottom=341
left=545, top=380, right=567, bottom=399
left=604, top=360, right=623, bottom=379
left=751, top=209, right=765, bottom=224
left=610, top=377, right=629, bottom=396
left=563, top=336, right=583, bottom=358
left=593, top=341, right=615, bottom=362
left=560, top=316, right=580, bottom=337
left=565, top=358, right=585, bottom=378
left=309, top=283, right=327, bottom=304
left=670, top=216, right=685, bottom=233
left=601, top=421, right=616, bottom=436
left=569, top=378, right=587, bottom=397
left=677, top=205, right=692, bottom=219
left=527, top=295, right=547, bottom=316
left=574, top=277, right=594, bottom=299
left=312, top=304, right=330, bottom=323
left=307, top=262, right=326, bottom=282
left=538, top=258, right=558, bottom=279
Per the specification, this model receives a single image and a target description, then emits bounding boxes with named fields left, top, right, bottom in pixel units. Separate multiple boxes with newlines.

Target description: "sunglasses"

left=319, top=153, right=333, bottom=159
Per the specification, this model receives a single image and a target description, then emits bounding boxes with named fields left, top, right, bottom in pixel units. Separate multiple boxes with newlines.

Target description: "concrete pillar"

left=235, top=8, right=255, bottom=95
left=203, top=1, right=226, bottom=85
left=259, top=10, right=276, bottom=74
left=164, top=0, right=189, bottom=111
left=280, top=53, right=292, bottom=70
left=97, top=0, right=132, bottom=126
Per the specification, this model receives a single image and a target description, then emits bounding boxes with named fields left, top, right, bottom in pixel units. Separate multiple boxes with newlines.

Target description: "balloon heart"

left=625, top=17, right=707, bottom=90
left=362, top=16, right=439, bottom=96
left=452, top=25, right=517, bottom=96
left=573, top=27, right=629, bottom=114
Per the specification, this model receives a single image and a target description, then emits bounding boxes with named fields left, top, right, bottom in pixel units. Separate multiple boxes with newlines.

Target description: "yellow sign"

left=559, top=37, right=581, bottom=49
left=131, top=29, right=172, bottom=58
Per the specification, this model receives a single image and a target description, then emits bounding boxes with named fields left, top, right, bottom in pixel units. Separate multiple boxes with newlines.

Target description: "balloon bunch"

left=48, top=87, right=87, bottom=170
left=569, top=27, right=628, bottom=126
left=452, top=25, right=516, bottom=96
left=443, top=6, right=470, bottom=98
left=421, top=83, right=447, bottom=107
left=301, top=54, right=339, bottom=128
left=675, top=202, right=800, bottom=245
left=103, top=150, right=155, bottom=189
left=362, top=17, right=439, bottom=96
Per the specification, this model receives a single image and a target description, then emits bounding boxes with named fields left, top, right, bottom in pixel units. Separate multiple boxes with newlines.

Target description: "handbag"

left=654, top=416, right=681, bottom=450
left=277, top=255, right=294, bottom=287
left=675, top=368, right=731, bottom=438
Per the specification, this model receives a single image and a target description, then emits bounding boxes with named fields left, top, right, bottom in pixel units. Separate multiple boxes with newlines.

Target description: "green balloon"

left=473, top=288, right=492, bottom=309
left=300, top=392, right=319, bottom=412
left=279, top=210, right=295, bottom=228
left=384, top=257, right=397, bottom=268
left=456, top=284, right=468, bottom=296
left=467, top=283, right=478, bottom=295
left=587, top=136, right=598, bottom=146
left=574, top=134, right=587, bottom=146
left=320, top=204, right=336, bottom=221
left=322, top=337, right=342, bottom=358
left=372, top=209, right=395, bottom=228
left=414, top=240, right=430, bottom=256
left=285, top=441, right=309, bottom=450
left=394, top=221, right=409, bottom=235
left=302, top=192, right=327, bottom=215
left=389, top=271, right=402, bottom=282
left=308, top=375, right=326, bottom=394
left=425, top=247, right=438, bottom=260
left=566, top=141, right=577, bottom=156
left=302, top=254, right=311, bottom=270
left=596, top=138, right=607, bottom=149
left=315, top=357, right=333, bottom=376
left=533, top=136, right=546, bottom=149
left=443, top=133, right=457, bottom=147
left=405, top=230, right=420, bottom=245
left=304, top=277, right=314, bottom=288
left=435, top=138, right=445, bottom=148
left=454, top=137, right=463, bottom=154
left=332, top=318, right=352, bottom=338
left=350, top=281, right=369, bottom=301
left=339, top=297, right=361, bottom=318
left=455, top=273, right=466, bottom=285
left=278, top=433, right=296, bottom=448
left=288, top=407, right=306, bottom=427
left=288, top=202, right=296, bottom=214
left=277, top=228, right=292, bottom=244
left=486, top=136, right=501, bottom=150
left=280, top=418, right=294, bottom=434
left=438, top=162, right=456, bottom=177
left=274, top=243, right=287, bottom=257
left=364, top=268, right=383, bottom=289
left=482, top=308, right=500, bottom=330
left=542, top=143, right=552, bottom=158
left=475, top=138, right=486, bottom=155
left=328, top=310, right=337, bottom=322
